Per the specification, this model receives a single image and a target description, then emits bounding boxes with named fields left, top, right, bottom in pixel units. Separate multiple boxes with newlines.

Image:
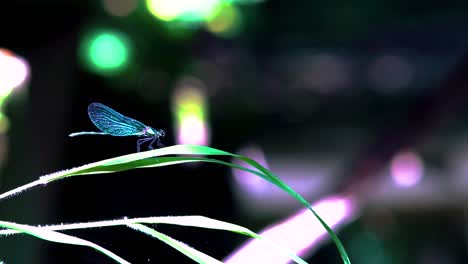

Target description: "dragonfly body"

left=69, top=102, right=165, bottom=152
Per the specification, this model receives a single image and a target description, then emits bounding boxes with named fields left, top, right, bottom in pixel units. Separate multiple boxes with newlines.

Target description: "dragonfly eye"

left=158, top=129, right=165, bottom=137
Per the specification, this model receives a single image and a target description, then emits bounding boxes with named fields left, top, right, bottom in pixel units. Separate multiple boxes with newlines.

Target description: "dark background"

left=1, top=0, right=468, bottom=263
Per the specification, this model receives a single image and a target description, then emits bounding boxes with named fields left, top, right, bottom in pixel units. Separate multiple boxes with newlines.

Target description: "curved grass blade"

left=128, top=223, right=223, bottom=264
left=5, top=145, right=350, bottom=264
left=129, top=216, right=309, bottom=264
left=0, top=216, right=308, bottom=264
left=0, top=220, right=130, bottom=264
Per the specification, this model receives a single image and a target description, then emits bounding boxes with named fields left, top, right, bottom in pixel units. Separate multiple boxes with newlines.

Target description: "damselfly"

left=69, top=102, right=165, bottom=152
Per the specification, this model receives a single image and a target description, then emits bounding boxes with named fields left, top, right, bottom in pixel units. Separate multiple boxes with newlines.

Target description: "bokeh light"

left=0, top=48, right=25, bottom=169
left=205, top=2, right=242, bottom=37
left=390, top=151, right=424, bottom=187
left=225, top=195, right=357, bottom=263
left=347, top=231, right=389, bottom=264
left=231, top=151, right=337, bottom=216
left=0, top=112, right=9, bottom=134
left=146, top=0, right=182, bottom=21
left=294, top=54, right=351, bottom=94
left=446, top=139, right=468, bottom=188
left=0, top=49, right=30, bottom=99
left=230, top=0, right=265, bottom=3
left=79, top=29, right=132, bottom=76
left=232, top=145, right=270, bottom=193
left=102, top=0, right=138, bottom=17
left=368, top=55, right=413, bottom=93
left=146, top=0, right=221, bottom=22
left=172, top=77, right=210, bottom=145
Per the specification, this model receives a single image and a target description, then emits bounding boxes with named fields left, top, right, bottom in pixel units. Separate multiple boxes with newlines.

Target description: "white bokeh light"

left=0, top=50, right=29, bottom=95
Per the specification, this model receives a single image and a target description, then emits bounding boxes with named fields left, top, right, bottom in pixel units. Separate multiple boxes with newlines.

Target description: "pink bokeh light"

left=390, top=151, right=424, bottom=187
left=177, top=116, right=208, bottom=145
left=224, top=195, right=357, bottom=264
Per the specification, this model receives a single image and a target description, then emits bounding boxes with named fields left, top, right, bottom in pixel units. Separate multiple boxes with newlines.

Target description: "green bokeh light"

left=79, top=29, right=132, bottom=75
left=178, top=102, right=205, bottom=121
left=205, top=2, right=242, bottom=37
left=174, top=86, right=207, bottom=122
left=90, top=34, right=126, bottom=68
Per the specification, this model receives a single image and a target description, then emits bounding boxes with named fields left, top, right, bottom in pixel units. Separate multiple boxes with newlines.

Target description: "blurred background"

left=1, top=0, right=468, bottom=263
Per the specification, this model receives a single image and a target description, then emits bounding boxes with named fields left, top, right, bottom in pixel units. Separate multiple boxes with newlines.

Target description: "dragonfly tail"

left=69, top=131, right=108, bottom=137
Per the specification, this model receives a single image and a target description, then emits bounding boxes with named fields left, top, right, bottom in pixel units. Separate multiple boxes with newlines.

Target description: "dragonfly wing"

left=87, top=103, right=147, bottom=136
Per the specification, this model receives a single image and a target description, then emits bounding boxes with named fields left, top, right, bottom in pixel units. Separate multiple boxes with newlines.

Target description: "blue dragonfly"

left=69, top=102, right=165, bottom=152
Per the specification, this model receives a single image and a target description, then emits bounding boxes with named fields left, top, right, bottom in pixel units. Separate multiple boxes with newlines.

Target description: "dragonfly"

left=69, top=102, right=165, bottom=152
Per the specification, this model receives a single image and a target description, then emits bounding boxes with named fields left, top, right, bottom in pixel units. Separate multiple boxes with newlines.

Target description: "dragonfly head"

left=144, top=127, right=165, bottom=138
left=144, top=127, right=156, bottom=136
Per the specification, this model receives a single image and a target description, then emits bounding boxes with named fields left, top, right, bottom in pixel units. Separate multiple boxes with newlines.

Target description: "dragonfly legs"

left=137, top=137, right=153, bottom=152
left=147, top=136, right=163, bottom=150
left=157, top=136, right=164, bottom=147
left=137, top=136, right=164, bottom=152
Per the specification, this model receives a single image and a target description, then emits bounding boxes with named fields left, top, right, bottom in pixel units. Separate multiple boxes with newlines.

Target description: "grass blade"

left=0, top=220, right=130, bottom=264
left=2, top=144, right=350, bottom=264
left=128, top=223, right=223, bottom=264
left=0, top=216, right=308, bottom=264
